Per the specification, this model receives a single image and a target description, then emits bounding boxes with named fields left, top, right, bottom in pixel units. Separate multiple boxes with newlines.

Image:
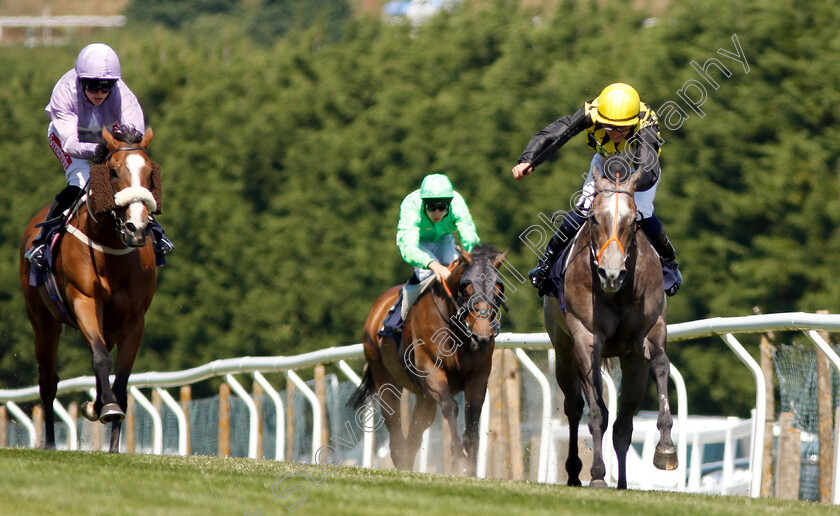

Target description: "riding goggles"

left=424, top=200, right=451, bottom=212
left=81, top=78, right=117, bottom=94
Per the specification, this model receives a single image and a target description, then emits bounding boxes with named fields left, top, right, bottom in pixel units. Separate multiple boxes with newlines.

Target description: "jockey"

left=511, top=82, right=682, bottom=297
left=397, top=173, right=481, bottom=285
left=25, top=43, right=173, bottom=270
left=380, top=174, right=481, bottom=340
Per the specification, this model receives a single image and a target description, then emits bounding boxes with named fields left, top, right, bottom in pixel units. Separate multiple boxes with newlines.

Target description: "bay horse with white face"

left=544, top=158, right=677, bottom=488
left=350, top=245, right=506, bottom=475
left=20, top=125, right=160, bottom=452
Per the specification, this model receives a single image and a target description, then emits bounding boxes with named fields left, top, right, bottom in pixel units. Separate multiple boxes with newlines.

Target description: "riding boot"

left=528, top=211, right=585, bottom=296
left=640, top=215, right=683, bottom=296
left=24, top=185, right=82, bottom=271
left=148, top=217, right=174, bottom=267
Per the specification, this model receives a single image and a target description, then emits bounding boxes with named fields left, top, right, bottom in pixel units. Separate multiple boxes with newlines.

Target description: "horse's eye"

left=110, top=168, right=119, bottom=179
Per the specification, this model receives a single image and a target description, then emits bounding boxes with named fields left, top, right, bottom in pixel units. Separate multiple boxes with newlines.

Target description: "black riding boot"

left=148, top=217, right=174, bottom=267
left=24, top=185, right=83, bottom=271
left=640, top=215, right=683, bottom=296
left=528, top=210, right=585, bottom=296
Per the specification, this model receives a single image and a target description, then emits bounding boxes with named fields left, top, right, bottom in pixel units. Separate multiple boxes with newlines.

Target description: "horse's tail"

left=347, top=365, right=375, bottom=410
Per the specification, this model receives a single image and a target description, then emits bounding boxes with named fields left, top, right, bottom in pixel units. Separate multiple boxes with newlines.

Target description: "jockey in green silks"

left=397, top=173, right=481, bottom=285
left=379, top=174, right=481, bottom=340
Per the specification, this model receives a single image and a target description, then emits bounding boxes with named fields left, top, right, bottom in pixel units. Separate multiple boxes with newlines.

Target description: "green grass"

left=0, top=448, right=834, bottom=516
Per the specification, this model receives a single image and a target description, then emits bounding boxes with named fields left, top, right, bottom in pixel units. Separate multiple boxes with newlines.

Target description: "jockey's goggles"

left=81, top=79, right=117, bottom=94
left=424, top=200, right=451, bottom=212
left=603, top=124, right=633, bottom=133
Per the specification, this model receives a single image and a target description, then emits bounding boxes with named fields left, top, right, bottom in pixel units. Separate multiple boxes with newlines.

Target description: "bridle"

left=590, top=174, right=637, bottom=268
left=85, top=146, right=156, bottom=240
left=430, top=261, right=504, bottom=339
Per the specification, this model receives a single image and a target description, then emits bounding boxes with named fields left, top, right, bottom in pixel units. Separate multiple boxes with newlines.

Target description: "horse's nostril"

left=125, top=222, right=136, bottom=232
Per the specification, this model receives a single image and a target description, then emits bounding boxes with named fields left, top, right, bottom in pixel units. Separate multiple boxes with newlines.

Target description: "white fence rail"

left=2, top=311, right=840, bottom=502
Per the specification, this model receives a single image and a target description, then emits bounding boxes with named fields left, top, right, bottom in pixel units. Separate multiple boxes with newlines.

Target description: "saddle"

left=26, top=198, right=88, bottom=327
left=377, top=275, right=436, bottom=341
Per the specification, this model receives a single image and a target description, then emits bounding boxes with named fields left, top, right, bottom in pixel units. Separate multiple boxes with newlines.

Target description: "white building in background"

left=383, top=0, right=459, bottom=25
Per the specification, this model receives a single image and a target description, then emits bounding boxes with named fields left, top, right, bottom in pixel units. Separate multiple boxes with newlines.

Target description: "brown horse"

left=544, top=160, right=677, bottom=488
left=350, top=245, right=506, bottom=475
left=19, top=126, right=160, bottom=452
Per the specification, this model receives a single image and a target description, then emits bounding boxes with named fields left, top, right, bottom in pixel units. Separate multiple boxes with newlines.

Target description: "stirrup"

left=662, top=258, right=683, bottom=297
left=25, top=245, right=48, bottom=271
left=155, top=237, right=174, bottom=257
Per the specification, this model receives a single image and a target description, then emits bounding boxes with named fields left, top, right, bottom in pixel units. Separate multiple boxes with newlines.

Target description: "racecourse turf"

left=0, top=448, right=834, bottom=515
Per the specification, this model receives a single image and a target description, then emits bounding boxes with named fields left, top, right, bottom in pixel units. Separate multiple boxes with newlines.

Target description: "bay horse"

left=19, top=125, right=160, bottom=452
left=544, top=159, right=677, bottom=488
left=350, top=245, right=506, bottom=475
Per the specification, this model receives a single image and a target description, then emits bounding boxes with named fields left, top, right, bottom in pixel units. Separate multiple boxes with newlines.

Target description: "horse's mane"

left=468, top=244, right=502, bottom=261
left=91, top=125, right=144, bottom=165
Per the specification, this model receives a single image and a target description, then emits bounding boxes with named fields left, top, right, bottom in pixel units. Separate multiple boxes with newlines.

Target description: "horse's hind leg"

left=614, top=353, right=650, bottom=489
left=647, top=321, right=677, bottom=470
left=424, top=373, right=467, bottom=474
left=32, top=314, right=62, bottom=450
left=372, top=374, right=410, bottom=470
left=403, top=395, right=437, bottom=471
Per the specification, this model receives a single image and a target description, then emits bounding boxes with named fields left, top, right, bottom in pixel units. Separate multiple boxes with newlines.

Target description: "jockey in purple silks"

left=25, top=43, right=173, bottom=269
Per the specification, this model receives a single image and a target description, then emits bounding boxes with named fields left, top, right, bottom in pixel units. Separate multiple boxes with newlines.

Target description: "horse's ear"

left=102, top=127, right=117, bottom=150
left=140, top=127, right=154, bottom=149
left=456, top=244, right=474, bottom=265
left=492, top=250, right=508, bottom=269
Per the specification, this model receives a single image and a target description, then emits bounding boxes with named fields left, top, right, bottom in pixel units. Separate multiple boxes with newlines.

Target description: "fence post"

left=754, top=306, right=776, bottom=498
left=315, top=365, right=329, bottom=449
left=125, top=394, right=135, bottom=453
left=33, top=405, right=43, bottom=448
left=253, top=382, right=264, bottom=459
left=0, top=405, right=6, bottom=448
left=503, top=349, right=524, bottom=480
left=285, top=378, right=296, bottom=460
left=180, top=386, right=191, bottom=455
left=219, top=383, right=231, bottom=457
left=488, top=348, right=505, bottom=478
left=817, top=312, right=834, bottom=504
left=775, top=412, right=801, bottom=500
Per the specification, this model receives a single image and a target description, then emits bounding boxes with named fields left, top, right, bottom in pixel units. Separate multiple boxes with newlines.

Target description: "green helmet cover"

left=419, top=174, right=454, bottom=199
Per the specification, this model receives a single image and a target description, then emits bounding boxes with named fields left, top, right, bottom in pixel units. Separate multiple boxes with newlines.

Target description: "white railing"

left=2, top=311, right=840, bottom=502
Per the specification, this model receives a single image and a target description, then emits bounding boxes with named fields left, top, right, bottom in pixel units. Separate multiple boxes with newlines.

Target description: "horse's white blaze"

left=115, top=153, right=156, bottom=230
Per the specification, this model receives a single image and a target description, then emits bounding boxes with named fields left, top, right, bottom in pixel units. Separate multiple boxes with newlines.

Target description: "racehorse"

left=19, top=125, right=160, bottom=452
left=350, top=245, right=506, bottom=475
left=544, top=159, right=678, bottom=488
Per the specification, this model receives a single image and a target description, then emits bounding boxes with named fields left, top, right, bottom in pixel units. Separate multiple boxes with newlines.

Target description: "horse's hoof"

left=653, top=446, right=679, bottom=471
left=588, top=479, right=609, bottom=489
left=99, top=403, right=125, bottom=423
left=81, top=401, right=99, bottom=422
left=567, top=478, right=582, bottom=487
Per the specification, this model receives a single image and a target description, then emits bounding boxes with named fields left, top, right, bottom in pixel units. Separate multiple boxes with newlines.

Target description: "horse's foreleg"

left=648, top=330, right=677, bottom=470
left=556, top=354, right=584, bottom=486
left=33, top=320, right=61, bottom=450
left=614, top=353, right=650, bottom=489
left=107, top=327, right=144, bottom=453
left=74, top=301, right=122, bottom=424
left=576, top=347, right=609, bottom=488
left=462, top=374, right=490, bottom=477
